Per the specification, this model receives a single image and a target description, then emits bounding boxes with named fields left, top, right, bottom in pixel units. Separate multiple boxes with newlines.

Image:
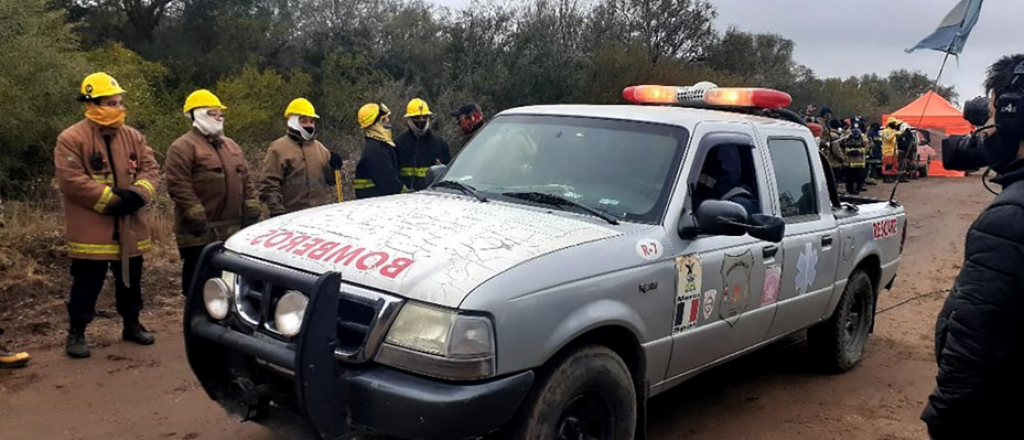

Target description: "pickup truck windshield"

left=443, top=115, right=688, bottom=224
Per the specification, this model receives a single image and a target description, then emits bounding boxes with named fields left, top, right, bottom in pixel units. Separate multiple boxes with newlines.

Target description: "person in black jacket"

left=396, top=98, right=451, bottom=191
left=354, top=103, right=405, bottom=199
left=922, top=54, right=1024, bottom=440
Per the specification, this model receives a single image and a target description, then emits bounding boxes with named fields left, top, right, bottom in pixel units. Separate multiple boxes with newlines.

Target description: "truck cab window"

left=692, top=143, right=761, bottom=215
left=767, top=138, right=819, bottom=219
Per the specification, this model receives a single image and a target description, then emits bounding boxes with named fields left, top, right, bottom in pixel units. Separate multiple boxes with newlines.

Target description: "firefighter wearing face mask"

left=395, top=98, right=452, bottom=191
left=164, top=90, right=260, bottom=296
left=54, top=72, right=161, bottom=358
left=259, top=98, right=342, bottom=216
left=355, top=103, right=406, bottom=199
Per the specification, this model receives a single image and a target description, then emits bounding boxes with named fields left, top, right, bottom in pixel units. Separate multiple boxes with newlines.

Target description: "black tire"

left=505, top=345, right=636, bottom=440
left=808, top=270, right=876, bottom=373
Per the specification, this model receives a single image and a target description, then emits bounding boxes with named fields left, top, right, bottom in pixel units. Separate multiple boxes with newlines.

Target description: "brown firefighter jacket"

left=258, top=135, right=335, bottom=216
left=53, top=120, right=160, bottom=260
left=164, top=129, right=260, bottom=249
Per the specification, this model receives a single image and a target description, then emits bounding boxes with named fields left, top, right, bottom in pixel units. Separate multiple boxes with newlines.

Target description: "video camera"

left=943, top=60, right=1024, bottom=172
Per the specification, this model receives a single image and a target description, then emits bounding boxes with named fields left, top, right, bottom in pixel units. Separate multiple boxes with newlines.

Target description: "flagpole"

left=888, top=31, right=960, bottom=203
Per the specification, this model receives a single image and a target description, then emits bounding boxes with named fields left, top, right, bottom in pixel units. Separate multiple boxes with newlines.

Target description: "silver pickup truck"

left=183, top=84, right=906, bottom=440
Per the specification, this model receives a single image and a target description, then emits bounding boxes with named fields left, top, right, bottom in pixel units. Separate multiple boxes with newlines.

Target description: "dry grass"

left=0, top=187, right=184, bottom=349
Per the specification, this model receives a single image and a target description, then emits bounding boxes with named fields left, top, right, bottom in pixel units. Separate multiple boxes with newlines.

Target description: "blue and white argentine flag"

left=906, top=0, right=984, bottom=55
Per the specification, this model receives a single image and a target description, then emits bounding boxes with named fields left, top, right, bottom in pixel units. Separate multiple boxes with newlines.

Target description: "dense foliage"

left=0, top=0, right=957, bottom=196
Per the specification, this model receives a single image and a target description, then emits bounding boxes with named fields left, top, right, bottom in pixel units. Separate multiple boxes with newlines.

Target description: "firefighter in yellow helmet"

left=164, top=90, right=260, bottom=297
left=396, top=98, right=452, bottom=191
left=54, top=72, right=160, bottom=358
left=355, top=103, right=406, bottom=198
left=259, top=98, right=342, bottom=216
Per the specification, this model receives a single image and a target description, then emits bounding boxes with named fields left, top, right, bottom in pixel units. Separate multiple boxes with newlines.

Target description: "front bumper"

left=184, top=244, right=534, bottom=440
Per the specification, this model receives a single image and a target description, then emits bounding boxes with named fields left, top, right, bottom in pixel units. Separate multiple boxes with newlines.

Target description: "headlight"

left=203, top=278, right=231, bottom=320
left=274, top=290, right=309, bottom=338
left=379, top=302, right=495, bottom=380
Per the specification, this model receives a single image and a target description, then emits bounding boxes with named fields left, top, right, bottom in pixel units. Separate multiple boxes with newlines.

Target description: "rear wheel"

left=809, top=270, right=875, bottom=372
left=505, top=345, right=636, bottom=440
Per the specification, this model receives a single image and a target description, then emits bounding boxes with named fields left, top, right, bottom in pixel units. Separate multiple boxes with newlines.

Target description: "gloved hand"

left=329, top=152, right=343, bottom=170
left=184, top=218, right=209, bottom=236
left=242, top=215, right=260, bottom=227
left=107, top=188, right=145, bottom=216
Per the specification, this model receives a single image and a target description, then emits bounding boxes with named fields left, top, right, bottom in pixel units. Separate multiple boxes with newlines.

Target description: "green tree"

left=0, top=0, right=90, bottom=192
left=214, top=65, right=313, bottom=160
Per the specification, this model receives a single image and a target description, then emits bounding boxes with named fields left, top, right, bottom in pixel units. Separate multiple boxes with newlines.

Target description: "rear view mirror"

left=426, top=165, right=447, bottom=187
left=746, top=214, right=786, bottom=243
left=694, top=200, right=748, bottom=237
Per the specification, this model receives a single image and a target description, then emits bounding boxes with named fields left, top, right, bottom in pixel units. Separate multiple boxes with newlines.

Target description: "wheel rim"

left=842, top=286, right=872, bottom=355
left=557, top=391, right=613, bottom=440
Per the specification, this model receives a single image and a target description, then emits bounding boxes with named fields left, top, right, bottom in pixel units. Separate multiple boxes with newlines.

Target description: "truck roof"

left=500, top=104, right=809, bottom=132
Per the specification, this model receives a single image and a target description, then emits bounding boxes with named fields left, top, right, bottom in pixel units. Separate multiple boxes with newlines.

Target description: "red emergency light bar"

left=623, top=84, right=792, bottom=109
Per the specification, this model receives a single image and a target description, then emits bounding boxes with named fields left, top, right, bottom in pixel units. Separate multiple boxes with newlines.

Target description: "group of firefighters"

left=807, top=107, right=919, bottom=195
left=0, top=72, right=488, bottom=366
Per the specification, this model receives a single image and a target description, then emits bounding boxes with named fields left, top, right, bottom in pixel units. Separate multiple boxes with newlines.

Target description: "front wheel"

left=808, top=270, right=876, bottom=372
left=505, top=345, right=637, bottom=440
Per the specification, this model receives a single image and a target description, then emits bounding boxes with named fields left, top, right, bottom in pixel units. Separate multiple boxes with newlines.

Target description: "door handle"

left=822, top=235, right=834, bottom=247
left=762, top=245, right=778, bottom=259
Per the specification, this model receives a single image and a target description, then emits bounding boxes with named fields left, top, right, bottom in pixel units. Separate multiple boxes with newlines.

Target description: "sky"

left=428, top=0, right=1024, bottom=110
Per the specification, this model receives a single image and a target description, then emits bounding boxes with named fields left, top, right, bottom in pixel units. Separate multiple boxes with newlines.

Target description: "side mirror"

left=693, top=200, right=748, bottom=237
left=426, top=165, right=447, bottom=187
left=746, top=214, right=786, bottom=243
left=689, top=201, right=787, bottom=243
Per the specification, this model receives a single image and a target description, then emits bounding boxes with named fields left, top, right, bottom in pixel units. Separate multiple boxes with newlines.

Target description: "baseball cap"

left=450, top=102, right=481, bottom=118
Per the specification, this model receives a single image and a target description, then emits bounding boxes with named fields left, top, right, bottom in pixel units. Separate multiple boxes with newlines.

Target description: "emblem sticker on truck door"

left=720, top=250, right=754, bottom=324
left=673, top=254, right=702, bottom=334
left=761, top=265, right=782, bottom=307
left=795, top=242, right=819, bottom=295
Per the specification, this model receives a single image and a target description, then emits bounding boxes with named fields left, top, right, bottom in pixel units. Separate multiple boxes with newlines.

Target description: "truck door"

left=762, top=136, right=841, bottom=339
left=663, top=126, right=778, bottom=382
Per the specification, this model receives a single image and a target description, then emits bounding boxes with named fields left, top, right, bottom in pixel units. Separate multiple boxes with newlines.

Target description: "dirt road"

left=0, top=176, right=993, bottom=440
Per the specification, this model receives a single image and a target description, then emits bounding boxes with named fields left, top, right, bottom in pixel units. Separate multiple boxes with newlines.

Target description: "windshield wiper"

left=501, top=192, right=619, bottom=225
left=431, top=180, right=488, bottom=202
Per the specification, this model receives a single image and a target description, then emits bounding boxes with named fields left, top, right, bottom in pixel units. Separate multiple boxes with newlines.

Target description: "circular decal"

left=636, top=238, right=664, bottom=261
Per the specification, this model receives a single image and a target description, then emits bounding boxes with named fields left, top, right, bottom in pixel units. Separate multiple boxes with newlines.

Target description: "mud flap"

left=295, top=271, right=354, bottom=440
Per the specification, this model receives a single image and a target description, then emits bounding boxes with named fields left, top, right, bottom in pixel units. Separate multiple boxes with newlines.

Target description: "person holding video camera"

left=922, top=54, right=1024, bottom=440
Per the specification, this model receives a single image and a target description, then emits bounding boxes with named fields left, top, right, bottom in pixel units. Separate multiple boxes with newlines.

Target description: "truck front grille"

left=231, top=273, right=403, bottom=363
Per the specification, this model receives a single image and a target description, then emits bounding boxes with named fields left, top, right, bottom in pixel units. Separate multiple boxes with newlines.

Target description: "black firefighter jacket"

left=921, top=160, right=1024, bottom=439
left=355, top=137, right=405, bottom=199
left=395, top=130, right=451, bottom=191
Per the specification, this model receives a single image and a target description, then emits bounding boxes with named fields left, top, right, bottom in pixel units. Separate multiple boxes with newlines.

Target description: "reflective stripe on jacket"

left=53, top=119, right=159, bottom=260
left=395, top=130, right=451, bottom=191
left=355, top=137, right=404, bottom=199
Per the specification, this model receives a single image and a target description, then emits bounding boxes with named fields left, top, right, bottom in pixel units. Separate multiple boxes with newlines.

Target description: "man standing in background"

left=259, top=98, right=342, bottom=217
left=164, top=89, right=260, bottom=297
left=396, top=98, right=451, bottom=191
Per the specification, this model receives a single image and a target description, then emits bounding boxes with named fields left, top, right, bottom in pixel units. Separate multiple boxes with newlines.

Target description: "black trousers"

left=67, top=257, right=144, bottom=330
left=845, top=167, right=866, bottom=193
left=179, top=246, right=204, bottom=297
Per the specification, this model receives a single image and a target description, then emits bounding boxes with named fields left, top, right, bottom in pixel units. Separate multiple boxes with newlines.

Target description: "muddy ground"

left=0, top=175, right=993, bottom=440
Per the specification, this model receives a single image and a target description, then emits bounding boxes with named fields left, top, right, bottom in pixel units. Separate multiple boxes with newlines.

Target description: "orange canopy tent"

left=882, top=91, right=972, bottom=136
left=883, top=91, right=971, bottom=177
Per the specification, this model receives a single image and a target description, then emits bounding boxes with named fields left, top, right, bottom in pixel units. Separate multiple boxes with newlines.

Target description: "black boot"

left=122, top=323, right=155, bottom=346
left=66, top=327, right=90, bottom=359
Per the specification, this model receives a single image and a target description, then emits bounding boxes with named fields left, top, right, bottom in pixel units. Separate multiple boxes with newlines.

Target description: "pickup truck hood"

left=225, top=193, right=622, bottom=308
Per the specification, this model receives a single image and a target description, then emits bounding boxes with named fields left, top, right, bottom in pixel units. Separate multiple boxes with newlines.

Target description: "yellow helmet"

left=80, top=72, right=126, bottom=100
left=285, top=98, right=319, bottom=119
left=183, top=89, right=227, bottom=115
left=357, top=103, right=390, bottom=129
left=404, top=98, right=433, bottom=118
